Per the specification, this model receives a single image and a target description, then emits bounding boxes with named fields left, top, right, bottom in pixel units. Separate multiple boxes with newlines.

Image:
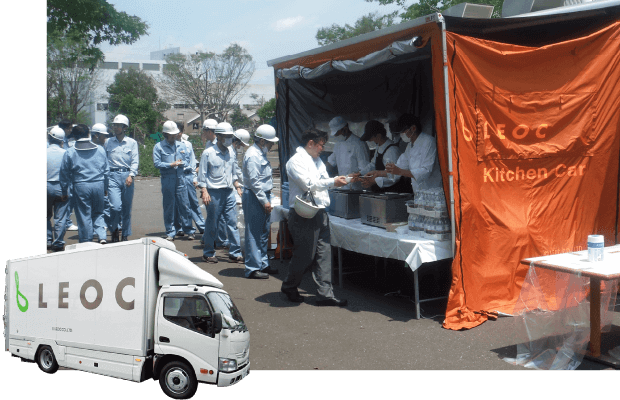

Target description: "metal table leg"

left=590, top=277, right=602, bottom=357
left=414, top=269, right=420, bottom=320
left=338, top=247, right=343, bottom=289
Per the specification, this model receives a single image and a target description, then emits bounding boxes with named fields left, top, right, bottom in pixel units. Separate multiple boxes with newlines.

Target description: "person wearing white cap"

left=201, top=118, right=218, bottom=149
left=241, top=124, right=280, bottom=279
left=91, top=123, right=112, bottom=241
left=59, top=124, right=109, bottom=244
left=153, top=121, right=194, bottom=241
left=47, top=126, right=70, bottom=251
left=281, top=128, right=348, bottom=306
left=325, top=116, right=369, bottom=190
left=173, top=122, right=204, bottom=240
left=105, top=114, right=139, bottom=242
left=198, top=122, right=244, bottom=264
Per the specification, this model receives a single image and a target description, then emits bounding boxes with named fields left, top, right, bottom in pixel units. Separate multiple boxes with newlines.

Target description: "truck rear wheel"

left=36, top=346, right=59, bottom=374
left=159, top=361, right=198, bottom=399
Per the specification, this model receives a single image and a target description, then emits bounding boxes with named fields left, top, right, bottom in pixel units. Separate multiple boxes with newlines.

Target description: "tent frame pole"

left=440, top=16, right=456, bottom=256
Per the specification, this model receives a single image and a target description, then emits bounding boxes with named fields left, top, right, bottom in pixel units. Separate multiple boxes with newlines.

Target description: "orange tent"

left=269, top=6, right=620, bottom=330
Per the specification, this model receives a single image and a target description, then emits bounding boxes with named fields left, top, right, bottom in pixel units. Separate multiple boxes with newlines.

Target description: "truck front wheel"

left=159, top=361, right=198, bottom=399
left=36, top=346, right=59, bottom=374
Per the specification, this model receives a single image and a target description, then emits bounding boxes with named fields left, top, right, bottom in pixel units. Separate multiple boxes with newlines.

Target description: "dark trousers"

left=282, top=209, right=335, bottom=299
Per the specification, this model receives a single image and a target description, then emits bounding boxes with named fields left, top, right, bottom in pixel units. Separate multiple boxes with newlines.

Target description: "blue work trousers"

left=161, top=174, right=192, bottom=238
left=65, top=183, right=75, bottom=227
left=175, top=173, right=204, bottom=235
left=242, top=189, right=271, bottom=277
left=203, top=188, right=241, bottom=258
left=47, top=182, right=69, bottom=249
left=73, top=181, right=106, bottom=243
left=108, top=171, right=134, bottom=237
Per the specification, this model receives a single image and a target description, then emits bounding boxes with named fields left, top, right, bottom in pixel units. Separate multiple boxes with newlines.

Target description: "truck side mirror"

left=213, top=312, right=223, bottom=336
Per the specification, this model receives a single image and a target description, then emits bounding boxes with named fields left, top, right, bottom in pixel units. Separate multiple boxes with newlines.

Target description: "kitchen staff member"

left=354, top=120, right=407, bottom=192
left=325, top=116, right=369, bottom=190
left=153, top=121, right=194, bottom=241
left=198, top=122, right=244, bottom=264
left=105, top=114, right=139, bottom=242
left=281, top=128, right=348, bottom=306
left=384, top=114, right=442, bottom=191
left=242, top=124, right=280, bottom=279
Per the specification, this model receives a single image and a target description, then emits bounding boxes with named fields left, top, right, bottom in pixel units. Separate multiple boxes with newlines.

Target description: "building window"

left=142, top=63, right=160, bottom=71
left=121, top=62, right=140, bottom=70
left=100, top=62, right=118, bottom=70
left=193, top=123, right=199, bottom=130
left=97, top=103, right=109, bottom=111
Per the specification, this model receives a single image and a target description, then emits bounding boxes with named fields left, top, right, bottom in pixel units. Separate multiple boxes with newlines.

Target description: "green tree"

left=316, top=1, right=503, bottom=46
left=106, top=69, right=167, bottom=142
left=256, top=98, right=276, bottom=124
left=316, top=11, right=397, bottom=46
left=157, top=44, right=255, bottom=125
left=47, top=32, right=101, bottom=126
left=48, top=0, right=148, bottom=64
left=229, top=106, right=254, bottom=130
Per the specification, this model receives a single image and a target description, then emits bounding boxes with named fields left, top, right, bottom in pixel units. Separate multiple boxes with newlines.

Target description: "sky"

left=100, top=0, right=402, bottom=85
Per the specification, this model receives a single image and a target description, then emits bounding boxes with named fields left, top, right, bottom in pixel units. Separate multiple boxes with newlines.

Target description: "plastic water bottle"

left=588, top=235, right=604, bottom=262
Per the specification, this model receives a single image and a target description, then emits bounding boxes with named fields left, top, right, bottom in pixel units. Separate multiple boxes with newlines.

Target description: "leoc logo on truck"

left=14, top=272, right=29, bottom=312
left=37, top=277, right=136, bottom=310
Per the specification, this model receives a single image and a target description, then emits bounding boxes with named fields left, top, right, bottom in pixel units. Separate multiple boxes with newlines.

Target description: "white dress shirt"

left=286, top=146, right=335, bottom=209
left=395, top=132, right=442, bottom=191
left=327, top=134, right=369, bottom=190
left=359, top=138, right=403, bottom=188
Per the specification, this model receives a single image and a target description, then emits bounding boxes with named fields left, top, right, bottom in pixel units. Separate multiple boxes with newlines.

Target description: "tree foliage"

left=229, top=106, right=254, bottom=130
left=157, top=44, right=255, bottom=126
left=316, top=1, right=503, bottom=46
left=316, top=11, right=397, bottom=46
left=256, top=98, right=276, bottom=124
left=106, top=69, right=167, bottom=141
left=47, top=33, right=101, bottom=126
left=48, top=0, right=148, bottom=64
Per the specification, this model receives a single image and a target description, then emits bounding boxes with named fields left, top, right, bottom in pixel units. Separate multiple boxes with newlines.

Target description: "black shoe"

left=228, top=255, right=244, bottom=264
left=281, top=287, right=304, bottom=303
left=51, top=246, right=65, bottom=252
left=316, top=297, right=348, bottom=307
left=111, top=229, right=120, bottom=243
left=121, top=236, right=128, bottom=242
left=261, top=266, right=279, bottom=275
left=248, top=271, right=269, bottom=279
left=176, top=231, right=185, bottom=237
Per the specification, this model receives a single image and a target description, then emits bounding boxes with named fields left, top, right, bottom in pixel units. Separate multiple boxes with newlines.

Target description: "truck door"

left=156, top=294, right=219, bottom=380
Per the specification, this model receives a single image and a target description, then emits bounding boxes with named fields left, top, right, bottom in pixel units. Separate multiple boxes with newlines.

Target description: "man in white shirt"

left=354, top=120, right=407, bottom=192
left=383, top=114, right=442, bottom=191
left=282, top=128, right=348, bottom=306
left=325, top=116, right=370, bottom=190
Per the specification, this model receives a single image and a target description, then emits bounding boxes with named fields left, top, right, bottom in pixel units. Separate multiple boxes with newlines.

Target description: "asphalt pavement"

left=58, top=177, right=616, bottom=370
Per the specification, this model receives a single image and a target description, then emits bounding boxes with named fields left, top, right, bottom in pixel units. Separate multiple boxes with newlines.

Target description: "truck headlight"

left=219, top=358, right=237, bottom=372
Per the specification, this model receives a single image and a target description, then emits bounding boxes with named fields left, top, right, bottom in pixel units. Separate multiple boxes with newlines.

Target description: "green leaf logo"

left=15, top=271, right=28, bottom=312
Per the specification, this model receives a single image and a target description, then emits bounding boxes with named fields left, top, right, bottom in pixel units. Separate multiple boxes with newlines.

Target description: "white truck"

left=3, top=238, right=250, bottom=399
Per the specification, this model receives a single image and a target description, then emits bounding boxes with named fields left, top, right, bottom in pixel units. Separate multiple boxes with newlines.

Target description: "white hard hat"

left=214, top=122, right=234, bottom=135
left=91, top=123, right=108, bottom=135
left=329, top=116, right=347, bottom=136
left=113, top=114, right=129, bottom=127
left=48, top=126, right=65, bottom=141
left=294, top=195, right=320, bottom=218
left=181, top=133, right=189, bottom=141
left=233, top=129, right=251, bottom=146
left=162, top=120, right=180, bottom=135
left=255, top=124, right=279, bottom=143
left=203, top=119, right=218, bottom=130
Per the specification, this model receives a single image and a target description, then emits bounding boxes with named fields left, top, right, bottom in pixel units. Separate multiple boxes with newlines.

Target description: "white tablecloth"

left=270, top=205, right=452, bottom=272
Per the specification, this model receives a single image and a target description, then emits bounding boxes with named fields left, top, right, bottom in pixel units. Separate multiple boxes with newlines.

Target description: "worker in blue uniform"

left=47, top=126, right=70, bottom=251
left=242, top=124, right=280, bottom=279
left=153, top=120, right=194, bottom=241
left=57, top=119, right=79, bottom=232
left=198, top=122, right=244, bottom=264
left=105, top=114, right=139, bottom=242
left=59, top=124, right=109, bottom=243
left=174, top=123, right=204, bottom=240
left=91, top=123, right=111, bottom=242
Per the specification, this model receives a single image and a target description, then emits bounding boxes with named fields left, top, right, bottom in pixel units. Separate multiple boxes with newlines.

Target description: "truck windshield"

left=207, top=292, right=246, bottom=332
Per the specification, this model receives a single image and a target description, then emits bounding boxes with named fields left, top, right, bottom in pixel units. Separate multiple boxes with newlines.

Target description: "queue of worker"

left=47, top=112, right=440, bottom=306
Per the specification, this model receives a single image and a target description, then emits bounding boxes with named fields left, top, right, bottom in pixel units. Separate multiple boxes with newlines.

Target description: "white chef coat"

left=286, top=146, right=335, bottom=209
left=327, top=134, right=369, bottom=190
left=395, top=132, right=442, bottom=191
